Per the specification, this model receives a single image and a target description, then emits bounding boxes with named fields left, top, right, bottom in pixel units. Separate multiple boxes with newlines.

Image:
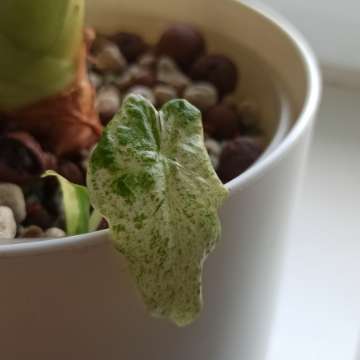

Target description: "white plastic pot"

left=0, top=1, right=321, bottom=359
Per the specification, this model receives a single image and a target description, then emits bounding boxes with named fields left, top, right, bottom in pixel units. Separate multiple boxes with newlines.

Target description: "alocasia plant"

left=2, top=0, right=228, bottom=327
left=87, top=94, right=228, bottom=325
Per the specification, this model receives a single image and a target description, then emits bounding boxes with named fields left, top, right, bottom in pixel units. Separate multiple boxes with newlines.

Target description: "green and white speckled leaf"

left=87, top=94, right=228, bottom=326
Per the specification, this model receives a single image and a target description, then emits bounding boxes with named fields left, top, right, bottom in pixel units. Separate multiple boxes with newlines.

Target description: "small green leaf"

left=43, top=170, right=90, bottom=236
left=87, top=94, right=228, bottom=326
left=89, top=209, right=103, bottom=232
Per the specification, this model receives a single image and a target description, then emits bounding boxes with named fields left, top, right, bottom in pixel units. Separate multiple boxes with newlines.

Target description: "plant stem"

left=0, top=0, right=84, bottom=111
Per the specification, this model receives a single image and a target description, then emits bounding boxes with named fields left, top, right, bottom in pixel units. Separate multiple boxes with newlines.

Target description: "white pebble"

left=44, top=227, right=66, bottom=238
left=183, top=82, right=218, bottom=111
left=115, top=70, right=133, bottom=90
left=157, top=57, right=190, bottom=90
left=96, top=85, right=121, bottom=118
left=126, top=85, right=155, bottom=105
left=237, top=99, right=259, bottom=127
left=115, top=65, right=150, bottom=90
left=128, top=65, right=143, bottom=77
left=0, top=206, right=17, bottom=240
left=0, top=183, right=26, bottom=223
left=138, top=53, right=156, bottom=68
left=205, top=138, right=222, bottom=169
left=103, top=73, right=119, bottom=86
left=94, top=43, right=127, bottom=73
left=205, top=138, right=222, bottom=156
left=88, top=72, right=103, bottom=89
left=209, top=154, right=220, bottom=169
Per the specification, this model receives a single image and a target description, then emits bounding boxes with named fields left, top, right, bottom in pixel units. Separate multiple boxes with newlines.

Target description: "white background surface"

left=259, top=3, right=360, bottom=359
left=263, top=0, right=360, bottom=73
left=267, top=84, right=360, bottom=360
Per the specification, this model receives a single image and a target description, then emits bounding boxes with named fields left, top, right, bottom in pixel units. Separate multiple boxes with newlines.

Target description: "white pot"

left=0, top=1, right=321, bottom=359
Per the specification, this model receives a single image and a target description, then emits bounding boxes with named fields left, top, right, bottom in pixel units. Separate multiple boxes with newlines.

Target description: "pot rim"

left=0, top=0, right=322, bottom=257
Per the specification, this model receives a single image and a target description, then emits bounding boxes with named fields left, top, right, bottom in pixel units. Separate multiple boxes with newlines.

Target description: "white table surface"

left=267, top=84, right=360, bottom=360
left=262, top=0, right=360, bottom=73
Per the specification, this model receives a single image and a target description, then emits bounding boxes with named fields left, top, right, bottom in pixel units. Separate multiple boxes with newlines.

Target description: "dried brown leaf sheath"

left=2, top=36, right=102, bottom=157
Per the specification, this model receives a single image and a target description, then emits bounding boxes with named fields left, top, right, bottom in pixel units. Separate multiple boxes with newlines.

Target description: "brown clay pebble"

left=0, top=132, right=56, bottom=185
left=20, top=225, right=44, bottom=238
left=222, top=94, right=238, bottom=110
left=58, top=161, right=84, bottom=185
left=217, top=137, right=264, bottom=183
left=97, top=218, right=109, bottom=230
left=25, top=202, right=54, bottom=230
left=41, top=176, right=62, bottom=216
left=90, top=34, right=111, bottom=55
left=0, top=133, right=43, bottom=174
left=190, top=54, right=238, bottom=96
left=0, top=117, right=11, bottom=135
left=110, top=32, right=148, bottom=62
left=157, top=24, right=205, bottom=69
left=204, top=104, right=240, bottom=140
left=134, top=71, right=156, bottom=88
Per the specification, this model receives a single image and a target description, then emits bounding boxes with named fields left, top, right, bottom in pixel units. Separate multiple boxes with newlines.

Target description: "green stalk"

left=0, top=0, right=84, bottom=111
